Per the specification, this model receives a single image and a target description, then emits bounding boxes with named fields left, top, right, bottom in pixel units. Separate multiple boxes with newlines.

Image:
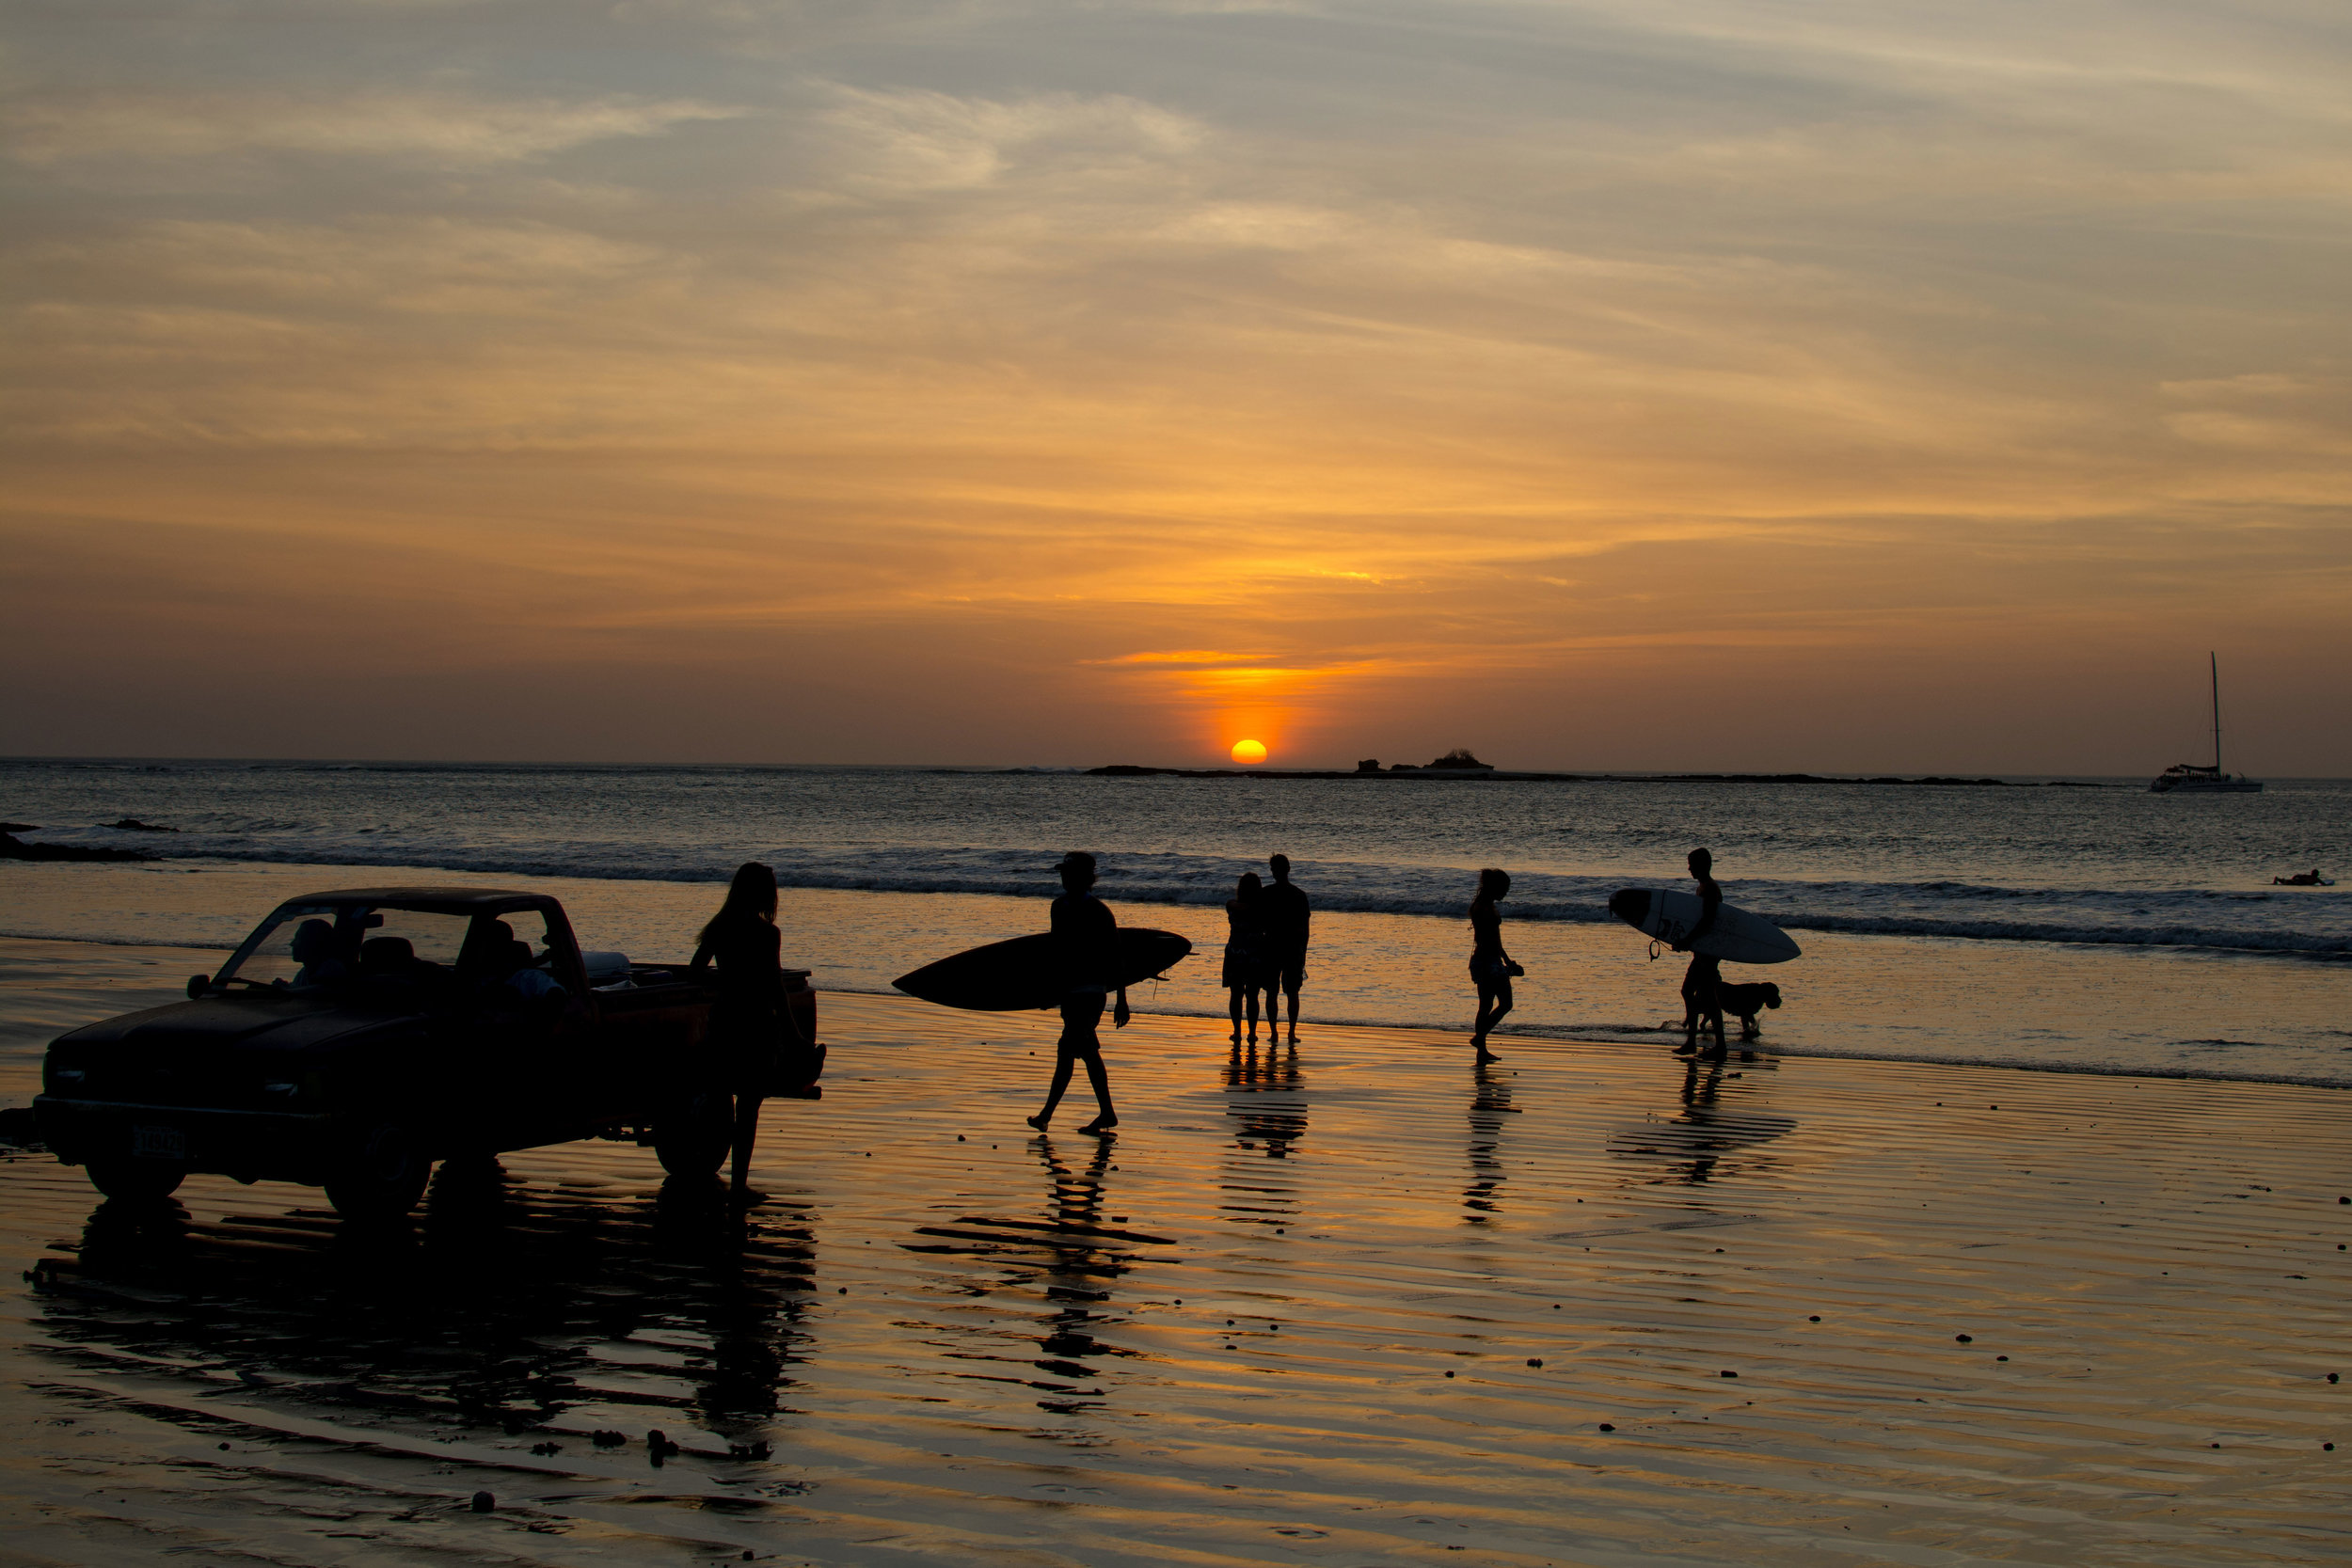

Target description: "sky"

left=3, top=0, right=2347, bottom=773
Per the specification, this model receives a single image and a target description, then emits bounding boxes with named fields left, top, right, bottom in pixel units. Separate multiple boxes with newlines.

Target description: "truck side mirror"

left=188, top=974, right=210, bottom=999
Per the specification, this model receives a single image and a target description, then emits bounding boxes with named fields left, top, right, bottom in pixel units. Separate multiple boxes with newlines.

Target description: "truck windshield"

left=214, top=905, right=555, bottom=990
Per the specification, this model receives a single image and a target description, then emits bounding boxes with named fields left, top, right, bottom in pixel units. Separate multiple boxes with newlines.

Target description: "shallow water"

left=2, top=987, right=2344, bottom=1565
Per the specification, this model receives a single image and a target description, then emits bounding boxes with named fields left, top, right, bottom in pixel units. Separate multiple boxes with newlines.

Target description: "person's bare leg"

left=1030, top=1049, right=1075, bottom=1131
left=1076, top=1052, right=1117, bottom=1133
left=729, top=1093, right=763, bottom=1198
left=1245, top=989, right=1259, bottom=1043
left=1284, top=986, right=1300, bottom=1041
left=1479, top=980, right=1511, bottom=1061
left=1228, top=988, right=1243, bottom=1042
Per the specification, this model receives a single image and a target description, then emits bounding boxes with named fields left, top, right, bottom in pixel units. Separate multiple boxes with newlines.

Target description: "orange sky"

left=3, top=0, right=2346, bottom=772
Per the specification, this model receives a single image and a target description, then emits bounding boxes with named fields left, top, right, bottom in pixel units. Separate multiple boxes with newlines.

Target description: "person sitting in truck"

left=288, top=919, right=353, bottom=990
left=499, top=939, right=568, bottom=1004
left=457, top=918, right=521, bottom=983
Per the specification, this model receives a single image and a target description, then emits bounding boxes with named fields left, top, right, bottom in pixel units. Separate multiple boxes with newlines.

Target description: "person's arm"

left=690, top=937, right=714, bottom=972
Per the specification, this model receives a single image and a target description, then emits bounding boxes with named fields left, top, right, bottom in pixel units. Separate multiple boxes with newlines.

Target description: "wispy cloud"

left=3, top=90, right=741, bottom=166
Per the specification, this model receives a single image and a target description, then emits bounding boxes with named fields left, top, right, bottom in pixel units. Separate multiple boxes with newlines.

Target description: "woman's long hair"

left=701, top=861, right=778, bottom=945
left=1475, top=867, right=1511, bottom=904
left=1232, top=871, right=1263, bottom=905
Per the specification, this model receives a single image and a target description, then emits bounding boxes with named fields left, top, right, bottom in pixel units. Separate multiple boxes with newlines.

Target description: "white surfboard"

left=1608, top=888, right=1801, bottom=965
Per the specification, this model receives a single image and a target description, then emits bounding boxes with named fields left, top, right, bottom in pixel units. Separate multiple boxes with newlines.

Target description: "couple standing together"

left=1221, top=854, right=1311, bottom=1045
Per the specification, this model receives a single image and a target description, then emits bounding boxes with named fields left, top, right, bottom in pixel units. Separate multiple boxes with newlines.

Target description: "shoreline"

left=5, top=929, right=2349, bottom=1094
left=8, top=854, right=2350, bottom=1087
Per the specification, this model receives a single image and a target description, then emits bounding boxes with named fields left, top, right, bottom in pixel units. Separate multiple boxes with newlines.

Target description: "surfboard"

left=1607, top=888, right=1801, bottom=965
left=892, top=928, right=1195, bottom=1012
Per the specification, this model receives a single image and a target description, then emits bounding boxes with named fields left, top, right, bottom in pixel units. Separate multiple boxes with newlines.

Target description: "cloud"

left=2, top=0, right=2349, bottom=767
left=2, top=90, right=741, bottom=166
left=812, top=83, right=1204, bottom=194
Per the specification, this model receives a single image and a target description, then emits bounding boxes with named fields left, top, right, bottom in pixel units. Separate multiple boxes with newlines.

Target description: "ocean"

left=5, top=759, right=2348, bottom=1085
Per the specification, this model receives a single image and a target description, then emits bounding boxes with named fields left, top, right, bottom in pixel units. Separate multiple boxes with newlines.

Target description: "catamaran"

left=2150, top=653, right=2262, bottom=793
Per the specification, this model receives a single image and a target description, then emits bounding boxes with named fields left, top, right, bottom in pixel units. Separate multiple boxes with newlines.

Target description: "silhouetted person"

left=1468, top=868, right=1519, bottom=1064
left=288, top=918, right=350, bottom=990
left=1029, top=852, right=1125, bottom=1135
left=691, top=862, right=786, bottom=1201
left=1263, top=854, right=1311, bottom=1042
left=1223, top=872, right=1274, bottom=1043
left=1676, top=847, right=1726, bottom=1057
left=457, top=917, right=520, bottom=982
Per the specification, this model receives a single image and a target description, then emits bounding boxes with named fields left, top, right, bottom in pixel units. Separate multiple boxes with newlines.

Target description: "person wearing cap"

left=1029, top=851, right=1126, bottom=1134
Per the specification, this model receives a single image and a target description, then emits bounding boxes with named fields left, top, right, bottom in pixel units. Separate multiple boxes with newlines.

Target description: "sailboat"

left=2150, top=653, right=2262, bottom=793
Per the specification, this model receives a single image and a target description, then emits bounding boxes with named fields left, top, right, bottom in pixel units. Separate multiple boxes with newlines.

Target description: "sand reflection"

left=1221, top=1037, right=1307, bottom=1236
left=1606, top=1058, right=1797, bottom=1186
left=53, top=1164, right=819, bottom=1450
left=1462, top=1062, right=1517, bottom=1222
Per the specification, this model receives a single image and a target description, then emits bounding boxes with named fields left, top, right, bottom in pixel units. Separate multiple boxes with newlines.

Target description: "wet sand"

left=0, top=946, right=2345, bottom=1565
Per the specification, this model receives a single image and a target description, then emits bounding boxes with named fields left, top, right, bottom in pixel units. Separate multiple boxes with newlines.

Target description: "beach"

left=0, top=936, right=2344, bottom=1565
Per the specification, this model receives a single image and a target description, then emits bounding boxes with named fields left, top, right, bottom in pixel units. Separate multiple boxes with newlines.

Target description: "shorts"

left=1274, top=948, right=1307, bottom=991
left=1057, top=991, right=1105, bottom=1054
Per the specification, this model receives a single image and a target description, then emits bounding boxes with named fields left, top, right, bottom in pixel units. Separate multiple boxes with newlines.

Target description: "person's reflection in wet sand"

left=1029, top=1136, right=1128, bottom=1416
left=1220, top=1037, right=1308, bottom=1238
left=1462, top=1062, right=1517, bottom=1223
left=1676, top=1057, right=1728, bottom=1184
left=1604, top=1056, right=1796, bottom=1187
left=1223, top=1036, right=1307, bottom=1158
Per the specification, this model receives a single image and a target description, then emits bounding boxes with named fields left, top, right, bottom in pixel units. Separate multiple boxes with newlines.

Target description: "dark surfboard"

left=892, top=928, right=1195, bottom=1012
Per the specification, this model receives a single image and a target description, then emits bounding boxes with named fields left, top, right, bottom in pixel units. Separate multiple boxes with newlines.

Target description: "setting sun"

left=1231, top=739, right=1268, bottom=765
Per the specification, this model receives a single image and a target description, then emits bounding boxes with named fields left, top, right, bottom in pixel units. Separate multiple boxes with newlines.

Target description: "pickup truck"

left=34, top=886, right=823, bottom=1218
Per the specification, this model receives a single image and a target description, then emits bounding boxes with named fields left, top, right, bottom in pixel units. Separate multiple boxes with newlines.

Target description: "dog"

left=1712, top=981, right=1782, bottom=1039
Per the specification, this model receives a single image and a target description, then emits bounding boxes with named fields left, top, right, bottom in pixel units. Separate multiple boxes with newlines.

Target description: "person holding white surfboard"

left=1028, top=851, right=1126, bottom=1136
left=1676, top=847, right=1727, bottom=1057
left=1468, top=868, right=1522, bottom=1064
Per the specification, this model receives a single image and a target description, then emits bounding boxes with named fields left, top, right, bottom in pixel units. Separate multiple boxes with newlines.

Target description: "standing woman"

left=691, top=861, right=783, bottom=1200
left=1223, top=872, right=1269, bottom=1043
left=1468, top=867, right=1519, bottom=1064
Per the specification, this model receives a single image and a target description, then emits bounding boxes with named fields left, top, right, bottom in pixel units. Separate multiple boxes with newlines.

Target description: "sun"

left=1231, top=738, right=1268, bottom=765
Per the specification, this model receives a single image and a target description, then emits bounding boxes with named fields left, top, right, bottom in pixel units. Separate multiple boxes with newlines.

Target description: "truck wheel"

left=654, top=1091, right=734, bottom=1179
left=86, top=1159, right=186, bottom=1201
left=325, top=1123, right=433, bottom=1220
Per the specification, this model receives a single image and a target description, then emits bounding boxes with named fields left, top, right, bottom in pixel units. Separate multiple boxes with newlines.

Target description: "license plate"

left=131, top=1124, right=186, bottom=1160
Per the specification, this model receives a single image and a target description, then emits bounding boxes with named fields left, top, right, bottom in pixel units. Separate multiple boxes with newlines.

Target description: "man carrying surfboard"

left=1028, top=851, right=1126, bottom=1135
left=1676, top=847, right=1727, bottom=1057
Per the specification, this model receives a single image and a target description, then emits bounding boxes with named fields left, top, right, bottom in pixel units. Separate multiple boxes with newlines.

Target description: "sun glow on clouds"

left=1, top=0, right=2348, bottom=770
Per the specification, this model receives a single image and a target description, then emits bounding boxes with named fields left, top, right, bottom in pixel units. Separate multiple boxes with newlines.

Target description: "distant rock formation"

left=1424, top=749, right=1492, bottom=770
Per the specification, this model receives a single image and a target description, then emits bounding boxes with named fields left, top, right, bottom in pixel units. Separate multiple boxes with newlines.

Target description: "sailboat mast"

left=2210, top=651, right=2222, bottom=773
